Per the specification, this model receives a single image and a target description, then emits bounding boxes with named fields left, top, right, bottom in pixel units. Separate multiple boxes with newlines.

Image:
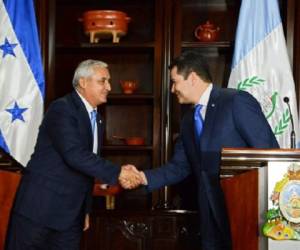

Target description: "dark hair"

left=169, top=50, right=212, bottom=82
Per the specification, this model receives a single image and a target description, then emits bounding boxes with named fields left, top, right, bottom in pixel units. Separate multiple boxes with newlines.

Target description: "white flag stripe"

left=0, top=0, right=44, bottom=166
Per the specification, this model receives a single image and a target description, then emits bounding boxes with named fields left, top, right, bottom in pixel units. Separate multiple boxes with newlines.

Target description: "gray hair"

left=72, top=59, right=108, bottom=88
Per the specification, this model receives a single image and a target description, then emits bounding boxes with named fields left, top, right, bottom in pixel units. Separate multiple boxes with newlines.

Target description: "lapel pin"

left=211, top=103, right=215, bottom=107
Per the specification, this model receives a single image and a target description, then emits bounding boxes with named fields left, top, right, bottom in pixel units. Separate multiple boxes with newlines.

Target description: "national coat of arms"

left=263, top=163, right=300, bottom=240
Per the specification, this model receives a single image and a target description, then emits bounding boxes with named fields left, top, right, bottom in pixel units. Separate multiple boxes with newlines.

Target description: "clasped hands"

left=119, top=165, right=147, bottom=189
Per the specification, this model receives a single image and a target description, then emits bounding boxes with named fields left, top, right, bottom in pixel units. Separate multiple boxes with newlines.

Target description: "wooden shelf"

left=56, top=42, right=155, bottom=50
left=57, top=0, right=153, bottom=7
left=102, top=145, right=153, bottom=151
left=107, top=94, right=154, bottom=104
left=181, top=41, right=233, bottom=48
left=108, top=94, right=154, bottom=99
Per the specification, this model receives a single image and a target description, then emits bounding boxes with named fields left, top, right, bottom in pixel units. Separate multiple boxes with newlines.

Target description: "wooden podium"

left=220, top=148, right=300, bottom=250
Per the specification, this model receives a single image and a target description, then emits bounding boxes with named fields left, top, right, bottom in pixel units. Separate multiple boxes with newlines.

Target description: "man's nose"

left=106, top=83, right=111, bottom=91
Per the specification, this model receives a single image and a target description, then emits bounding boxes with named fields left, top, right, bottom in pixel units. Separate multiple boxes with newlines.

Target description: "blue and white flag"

left=228, top=0, right=299, bottom=149
left=0, top=0, right=44, bottom=166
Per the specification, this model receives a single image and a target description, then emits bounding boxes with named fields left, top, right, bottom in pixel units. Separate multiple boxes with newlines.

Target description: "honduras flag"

left=0, top=0, right=44, bottom=166
left=228, top=0, right=299, bottom=149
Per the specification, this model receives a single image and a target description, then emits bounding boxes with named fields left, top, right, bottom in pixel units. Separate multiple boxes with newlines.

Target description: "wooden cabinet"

left=46, top=0, right=164, bottom=209
left=80, top=210, right=200, bottom=250
left=172, top=0, right=240, bottom=87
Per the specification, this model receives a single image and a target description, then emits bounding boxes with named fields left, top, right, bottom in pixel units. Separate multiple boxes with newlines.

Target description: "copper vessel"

left=79, top=10, right=131, bottom=43
left=194, top=21, right=220, bottom=42
left=112, top=135, right=145, bottom=146
left=120, top=80, right=138, bottom=94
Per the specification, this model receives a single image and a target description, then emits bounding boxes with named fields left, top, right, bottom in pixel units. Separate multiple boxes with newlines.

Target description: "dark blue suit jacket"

left=13, top=91, right=120, bottom=231
left=144, top=86, right=279, bottom=247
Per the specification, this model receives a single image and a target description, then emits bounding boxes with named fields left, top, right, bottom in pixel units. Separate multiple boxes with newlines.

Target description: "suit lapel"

left=198, top=86, right=227, bottom=234
left=71, top=91, right=93, bottom=150
left=97, top=112, right=104, bottom=155
left=183, top=108, right=202, bottom=166
left=200, top=86, right=220, bottom=150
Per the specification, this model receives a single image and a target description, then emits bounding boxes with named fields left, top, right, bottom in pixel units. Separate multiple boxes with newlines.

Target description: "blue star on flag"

left=6, top=102, right=28, bottom=122
left=0, top=38, right=18, bottom=58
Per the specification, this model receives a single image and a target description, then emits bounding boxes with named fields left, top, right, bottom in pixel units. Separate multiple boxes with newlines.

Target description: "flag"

left=0, top=0, right=44, bottom=166
left=228, top=0, right=299, bottom=148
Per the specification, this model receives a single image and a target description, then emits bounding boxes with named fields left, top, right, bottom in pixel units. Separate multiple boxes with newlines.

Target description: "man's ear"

left=190, top=72, right=198, bottom=85
left=78, top=78, right=86, bottom=89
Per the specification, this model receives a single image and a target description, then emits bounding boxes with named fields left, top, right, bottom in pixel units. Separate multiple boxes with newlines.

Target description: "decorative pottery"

left=93, top=182, right=122, bottom=196
left=79, top=10, right=131, bottom=43
left=194, top=21, right=220, bottom=42
left=120, top=80, right=138, bottom=94
left=93, top=181, right=122, bottom=210
left=112, top=135, right=145, bottom=146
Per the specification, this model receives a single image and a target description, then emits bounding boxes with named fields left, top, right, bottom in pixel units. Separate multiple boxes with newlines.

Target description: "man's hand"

left=119, top=164, right=144, bottom=189
left=83, top=213, right=89, bottom=231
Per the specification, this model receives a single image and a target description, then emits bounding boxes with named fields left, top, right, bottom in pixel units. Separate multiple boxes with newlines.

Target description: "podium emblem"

left=279, top=180, right=300, bottom=224
left=263, top=163, right=300, bottom=240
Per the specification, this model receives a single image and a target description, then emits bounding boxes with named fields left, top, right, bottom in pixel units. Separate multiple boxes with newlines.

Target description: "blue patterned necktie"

left=90, top=110, right=98, bottom=153
left=194, top=104, right=204, bottom=148
left=90, top=110, right=97, bottom=134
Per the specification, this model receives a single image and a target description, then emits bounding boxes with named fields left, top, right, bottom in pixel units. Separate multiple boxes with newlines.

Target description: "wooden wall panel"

left=0, top=171, right=21, bottom=250
left=221, top=170, right=259, bottom=250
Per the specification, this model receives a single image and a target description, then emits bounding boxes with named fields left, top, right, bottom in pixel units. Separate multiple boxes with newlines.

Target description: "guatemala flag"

left=0, top=0, right=44, bottom=166
left=228, top=0, right=299, bottom=149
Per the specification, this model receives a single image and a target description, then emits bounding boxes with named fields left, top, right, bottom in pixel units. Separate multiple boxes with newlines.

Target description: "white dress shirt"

left=76, top=90, right=98, bottom=153
left=196, top=83, right=213, bottom=120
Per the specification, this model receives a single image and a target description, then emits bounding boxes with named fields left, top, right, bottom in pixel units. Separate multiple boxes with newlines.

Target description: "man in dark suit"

left=5, top=59, right=141, bottom=250
left=120, top=51, right=279, bottom=250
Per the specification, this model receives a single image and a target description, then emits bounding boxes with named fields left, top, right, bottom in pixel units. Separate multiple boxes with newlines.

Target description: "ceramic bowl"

left=79, top=10, right=131, bottom=43
left=120, top=80, right=138, bottom=94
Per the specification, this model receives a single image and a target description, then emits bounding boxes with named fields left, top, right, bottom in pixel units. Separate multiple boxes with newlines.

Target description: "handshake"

left=119, top=165, right=147, bottom=189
